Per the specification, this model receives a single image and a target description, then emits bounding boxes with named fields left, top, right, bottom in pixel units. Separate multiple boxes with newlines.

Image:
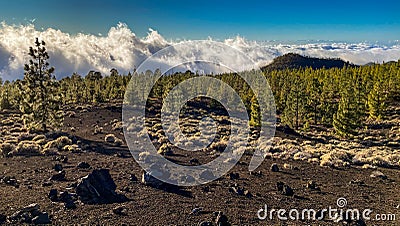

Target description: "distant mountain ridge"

left=262, top=53, right=353, bottom=71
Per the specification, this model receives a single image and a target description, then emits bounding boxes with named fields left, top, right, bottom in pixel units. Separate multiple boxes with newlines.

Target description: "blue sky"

left=0, top=0, right=399, bottom=41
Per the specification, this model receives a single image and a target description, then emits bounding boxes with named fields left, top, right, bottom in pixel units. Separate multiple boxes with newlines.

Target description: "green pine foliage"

left=1, top=47, right=399, bottom=138
left=19, top=38, right=63, bottom=132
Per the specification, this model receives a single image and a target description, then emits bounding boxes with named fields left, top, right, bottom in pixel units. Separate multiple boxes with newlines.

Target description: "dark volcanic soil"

left=0, top=104, right=399, bottom=225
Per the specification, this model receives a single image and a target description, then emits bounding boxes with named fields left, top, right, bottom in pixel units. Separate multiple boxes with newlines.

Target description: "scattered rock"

left=31, top=212, right=51, bottom=225
left=54, top=163, right=63, bottom=172
left=42, top=181, right=53, bottom=187
left=113, top=206, right=127, bottom=216
left=129, top=174, right=138, bottom=182
left=244, top=190, right=253, bottom=198
left=63, top=199, right=77, bottom=210
left=50, top=170, right=66, bottom=181
left=277, top=182, right=294, bottom=196
left=370, top=171, right=387, bottom=180
left=306, top=180, right=320, bottom=190
left=48, top=189, right=58, bottom=202
left=77, top=162, right=91, bottom=169
left=229, top=184, right=252, bottom=198
left=249, top=171, right=262, bottom=176
left=8, top=203, right=51, bottom=224
left=76, top=169, right=127, bottom=204
left=349, top=180, right=365, bottom=186
left=270, top=163, right=279, bottom=172
left=198, top=221, right=213, bottom=226
left=142, top=171, right=164, bottom=188
left=191, top=207, right=203, bottom=215
left=229, top=172, right=240, bottom=180
left=1, top=176, right=19, bottom=188
left=215, top=211, right=230, bottom=226
left=189, top=158, right=200, bottom=165
left=48, top=189, right=77, bottom=209
left=0, top=214, right=6, bottom=224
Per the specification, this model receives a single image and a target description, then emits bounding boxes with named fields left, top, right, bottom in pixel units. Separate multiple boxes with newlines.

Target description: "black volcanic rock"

left=76, top=169, right=127, bottom=204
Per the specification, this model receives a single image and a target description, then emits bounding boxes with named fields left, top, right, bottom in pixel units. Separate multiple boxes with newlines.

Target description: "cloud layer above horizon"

left=1, top=22, right=400, bottom=81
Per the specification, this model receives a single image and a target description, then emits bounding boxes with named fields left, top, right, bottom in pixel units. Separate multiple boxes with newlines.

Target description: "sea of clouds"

left=0, top=22, right=399, bottom=81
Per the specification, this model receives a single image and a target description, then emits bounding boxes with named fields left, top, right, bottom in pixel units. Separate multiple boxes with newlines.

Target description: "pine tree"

left=332, top=75, right=360, bottom=137
left=19, top=38, right=63, bottom=132
left=368, top=81, right=386, bottom=119
left=250, top=95, right=261, bottom=127
left=0, top=80, right=12, bottom=110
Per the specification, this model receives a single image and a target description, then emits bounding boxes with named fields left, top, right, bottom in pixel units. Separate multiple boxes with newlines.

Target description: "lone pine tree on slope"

left=19, top=38, right=63, bottom=132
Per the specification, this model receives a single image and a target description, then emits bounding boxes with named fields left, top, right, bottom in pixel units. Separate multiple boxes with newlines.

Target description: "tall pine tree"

left=19, top=38, right=63, bottom=132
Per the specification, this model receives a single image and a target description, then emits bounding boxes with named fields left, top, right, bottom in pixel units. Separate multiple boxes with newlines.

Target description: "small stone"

left=42, top=181, right=53, bottom=187
left=349, top=180, right=365, bottom=186
left=31, top=212, right=51, bottom=225
left=191, top=207, right=203, bottom=215
left=59, top=191, right=72, bottom=203
left=249, top=171, right=262, bottom=176
left=0, top=214, right=6, bottom=224
left=54, top=163, right=63, bottom=172
left=113, top=206, right=127, bottom=216
left=77, top=162, right=91, bottom=169
left=277, top=182, right=284, bottom=191
left=306, top=180, right=317, bottom=190
left=282, top=185, right=294, bottom=196
left=215, top=211, right=230, bottom=226
left=244, top=190, right=253, bottom=198
left=198, top=221, right=213, bottom=226
left=370, top=171, right=387, bottom=180
left=142, top=171, right=164, bottom=188
left=270, top=163, right=279, bottom=172
left=64, top=200, right=76, bottom=210
left=48, top=189, right=58, bottom=202
left=50, top=170, right=66, bottom=181
left=129, top=174, right=138, bottom=182
left=229, top=172, right=240, bottom=180
left=277, top=182, right=294, bottom=196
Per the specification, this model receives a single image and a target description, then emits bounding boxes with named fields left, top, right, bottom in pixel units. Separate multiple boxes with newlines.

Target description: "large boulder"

left=76, top=169, right=127, bottom=204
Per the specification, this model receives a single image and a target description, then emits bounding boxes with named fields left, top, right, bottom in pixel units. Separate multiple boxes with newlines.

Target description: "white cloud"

left=0, top=22, right=399, bottom=81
